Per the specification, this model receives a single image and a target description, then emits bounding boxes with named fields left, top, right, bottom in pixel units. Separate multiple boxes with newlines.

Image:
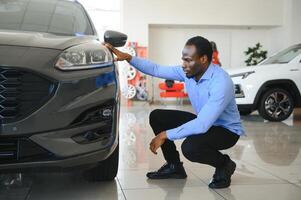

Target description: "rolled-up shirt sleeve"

left=166, top=75, right=234, bottom=140
left=129, top=56, right=185, bottom=81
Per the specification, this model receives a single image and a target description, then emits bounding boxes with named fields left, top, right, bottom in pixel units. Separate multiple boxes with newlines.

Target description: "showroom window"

left=80, top=0, right=121, bottom=39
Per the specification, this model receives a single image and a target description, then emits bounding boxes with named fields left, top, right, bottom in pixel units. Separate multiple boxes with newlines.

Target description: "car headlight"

left=230, top=71, right=255, bottom=79
left=55, top=42, right=113, bottom=71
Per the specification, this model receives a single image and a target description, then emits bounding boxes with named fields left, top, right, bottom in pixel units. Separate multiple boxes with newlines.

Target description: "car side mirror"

left=104, top=30, right=127, bottom=47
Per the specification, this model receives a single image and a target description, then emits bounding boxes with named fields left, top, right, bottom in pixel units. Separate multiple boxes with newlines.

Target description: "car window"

left=260, top=45, right=301, bottom=65
left=0, top=0, right=94, bottom=36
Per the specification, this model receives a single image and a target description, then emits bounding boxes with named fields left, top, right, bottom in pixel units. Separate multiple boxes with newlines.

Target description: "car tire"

left=84, top=144, right=119, bottom=181
left=258, top=88, right=294, bottom=122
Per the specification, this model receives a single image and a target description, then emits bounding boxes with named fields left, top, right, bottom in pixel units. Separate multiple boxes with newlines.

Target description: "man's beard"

left=185, top=73, right=194, bottom=78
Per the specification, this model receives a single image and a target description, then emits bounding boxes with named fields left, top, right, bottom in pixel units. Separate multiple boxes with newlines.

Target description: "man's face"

left=181, top=45, right=207, bottom=79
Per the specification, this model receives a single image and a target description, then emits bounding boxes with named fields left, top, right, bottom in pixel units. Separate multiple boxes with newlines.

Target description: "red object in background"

left=126, top=43, right=147, bottom=87
left=127, top=42, right=138, bottom=48
left=128, top=69, right=141, bottom=86
left=136, top=46, right=148, bottom=58
left=212, top=51, right=221, bottom=66
left=159, top=82, right=188, bottom=98
left=125, top=42, right=148, bottom=103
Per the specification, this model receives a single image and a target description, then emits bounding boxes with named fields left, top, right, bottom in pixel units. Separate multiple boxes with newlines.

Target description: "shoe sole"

left=209, top=181, right=231, bottom=189
left=208, top=161, right=236, bottom=189
left=147, top=174, right=187, bottom=179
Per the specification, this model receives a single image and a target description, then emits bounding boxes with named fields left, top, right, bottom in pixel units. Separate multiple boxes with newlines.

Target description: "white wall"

left=149, top=25, right=272, bottom=68
left=291, top=0, right=301, bottom=45
left=123, top=0, right=301, bottom=55
left=123, top=0, right=283, bottom=46
left=268, top=0, right=301, bottom=55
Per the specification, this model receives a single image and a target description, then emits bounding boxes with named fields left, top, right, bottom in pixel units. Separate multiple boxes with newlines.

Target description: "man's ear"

left=200, top=55, right=208, bottom=64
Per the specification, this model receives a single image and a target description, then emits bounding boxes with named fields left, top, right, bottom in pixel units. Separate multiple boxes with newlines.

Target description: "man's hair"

left=186, top=36, right=213, bottom=63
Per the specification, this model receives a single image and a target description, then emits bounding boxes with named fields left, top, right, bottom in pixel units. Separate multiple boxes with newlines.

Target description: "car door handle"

left=290, top=69, right=299, bottom=71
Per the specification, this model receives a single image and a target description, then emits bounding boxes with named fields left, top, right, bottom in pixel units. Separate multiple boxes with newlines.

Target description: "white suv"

left=228, top=44, right=301, bottom=121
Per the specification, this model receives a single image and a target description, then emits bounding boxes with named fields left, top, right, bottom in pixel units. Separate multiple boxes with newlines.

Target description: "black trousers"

left=149, top=109, right=240, bottom=168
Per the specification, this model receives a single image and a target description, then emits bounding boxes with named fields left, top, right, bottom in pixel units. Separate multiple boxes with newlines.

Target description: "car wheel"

left=84, top=144, right=119, bottom=181
left=258, top=88, right=294, bottom=122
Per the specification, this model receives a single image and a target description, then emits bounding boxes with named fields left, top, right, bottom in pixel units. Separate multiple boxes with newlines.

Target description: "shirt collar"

left=197, top=63, right=215, bottom=83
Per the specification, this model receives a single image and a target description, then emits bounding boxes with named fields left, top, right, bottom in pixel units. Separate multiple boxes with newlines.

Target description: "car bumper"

left=0, top=103, right=119, bottom=171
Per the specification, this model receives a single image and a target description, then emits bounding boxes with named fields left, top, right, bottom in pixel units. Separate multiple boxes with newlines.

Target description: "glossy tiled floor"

left=1, top=103, right=301, bottom=200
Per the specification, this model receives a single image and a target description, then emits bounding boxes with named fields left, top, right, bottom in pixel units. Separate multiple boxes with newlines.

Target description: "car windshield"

left=0, top=0, right=94, bottom=36
left=260, top=44, right=301, bottom=65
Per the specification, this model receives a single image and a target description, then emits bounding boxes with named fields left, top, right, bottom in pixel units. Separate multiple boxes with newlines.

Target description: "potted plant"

left=244, top=43, right=267, bottom=66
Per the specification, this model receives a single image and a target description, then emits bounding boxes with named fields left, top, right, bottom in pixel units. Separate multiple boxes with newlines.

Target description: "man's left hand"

left=149, top=131, right=167, bottom=155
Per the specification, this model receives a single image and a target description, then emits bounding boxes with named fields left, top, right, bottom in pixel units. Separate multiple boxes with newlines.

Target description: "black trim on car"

left=238, top=104, right=254, bottom=111
left=0, top=66, right=58, bottom=124
left=0, top=138, right=55, bottom=165
left=0, top=141, right=118, bottom=173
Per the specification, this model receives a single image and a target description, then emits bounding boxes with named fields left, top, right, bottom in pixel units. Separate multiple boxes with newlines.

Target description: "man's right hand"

left=103, top=42, right=132, bottom=62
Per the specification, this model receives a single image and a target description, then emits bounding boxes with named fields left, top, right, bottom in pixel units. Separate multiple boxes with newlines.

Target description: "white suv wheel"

left=259, top=88, right=294, bottom=121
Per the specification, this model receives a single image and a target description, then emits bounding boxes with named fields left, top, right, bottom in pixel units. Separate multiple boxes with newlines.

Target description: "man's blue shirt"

left=130, top=57, right=245, bottom=141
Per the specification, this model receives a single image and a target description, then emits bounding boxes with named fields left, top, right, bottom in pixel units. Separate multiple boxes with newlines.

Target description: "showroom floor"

left=1, top=102, right=301, bottom=200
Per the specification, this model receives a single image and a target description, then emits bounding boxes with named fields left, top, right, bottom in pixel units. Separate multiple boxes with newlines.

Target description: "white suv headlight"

left=55, top=42, right=113, bottom=71
left=230, top=71, right=255, bottom=79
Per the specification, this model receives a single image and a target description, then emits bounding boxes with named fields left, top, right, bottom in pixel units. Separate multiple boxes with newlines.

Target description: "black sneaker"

left=146, top=162, right=187, bottom=179
left=209, top=155, right=236, bottom=189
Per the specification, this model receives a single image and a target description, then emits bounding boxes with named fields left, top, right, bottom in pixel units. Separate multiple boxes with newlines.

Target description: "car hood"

left=226, top=64, right=276, bottom=76
left=0, top=30, right=98, bottom=50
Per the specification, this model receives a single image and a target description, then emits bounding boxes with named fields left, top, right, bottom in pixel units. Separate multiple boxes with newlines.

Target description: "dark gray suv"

left=0, top=0, right=126, bottom=181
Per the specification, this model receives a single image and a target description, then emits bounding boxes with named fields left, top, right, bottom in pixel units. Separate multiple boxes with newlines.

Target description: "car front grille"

left=0, top=138, right=54, bottom=164
left=0, top=67, right=57, bottom=124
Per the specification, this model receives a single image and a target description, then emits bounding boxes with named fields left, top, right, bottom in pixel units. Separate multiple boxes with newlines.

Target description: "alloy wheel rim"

left=264, top=91, right=292, bottom=119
